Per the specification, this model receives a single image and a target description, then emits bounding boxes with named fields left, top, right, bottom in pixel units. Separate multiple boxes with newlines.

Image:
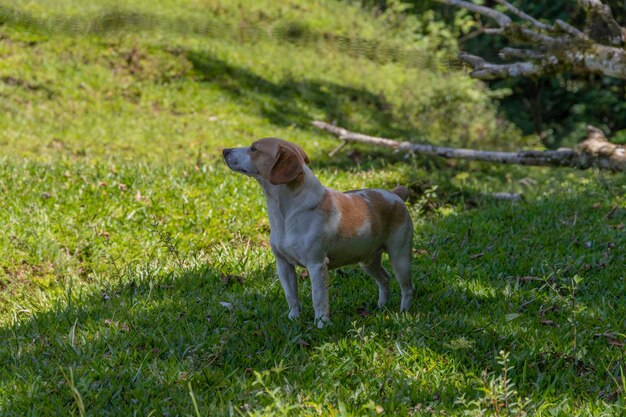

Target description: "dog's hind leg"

left=360, top=250, right=390, bottom=308
left=387, top=229, right=414, bottom=312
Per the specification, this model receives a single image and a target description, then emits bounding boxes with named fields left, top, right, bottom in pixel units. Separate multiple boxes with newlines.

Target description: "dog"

left=223, top=138, right=413, bottom=327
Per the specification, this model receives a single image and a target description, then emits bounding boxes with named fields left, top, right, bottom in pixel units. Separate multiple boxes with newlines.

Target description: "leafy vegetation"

left=402, top=0, right=626, bottom=148
left=0, top=0, right=625, bottom=415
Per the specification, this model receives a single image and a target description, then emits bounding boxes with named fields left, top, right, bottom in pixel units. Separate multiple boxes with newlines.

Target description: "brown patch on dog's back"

left=318, top=189, right=408, bottom=240
left=334, top=193, right=369, bottom=239
left=362, top=190, right=408, bottom=234
left=362, top=190, right=389, bottom=237
left=336, top=194, right=368, bottom=238
left=317, top=190, right=333, bottom=215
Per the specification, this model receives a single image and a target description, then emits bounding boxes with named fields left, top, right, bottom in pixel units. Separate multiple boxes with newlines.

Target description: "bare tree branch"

left=554, top=19, right=586, bottom=39
left=434, top=0, right=626, bottom=80
left=437, top=0, right=512, bottom=27
left=578, top=0, right=626, bottom=45
left=312, top=121, right=626, bottom=172
left=499, top=47, right=545, bottom=61
left=460, top=52, right=543, bottom=79
left=513, top=26, right=560, bottom=45
left=494, top=0, right=551, bottom=31
left=566, top=44, right=626, bottom=79
left=483, top=28, right=504, bottom=35
left=577, top=125, right=626, bottom=170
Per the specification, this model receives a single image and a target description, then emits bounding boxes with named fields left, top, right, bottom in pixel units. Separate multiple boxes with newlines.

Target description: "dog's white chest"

left=271, top=232, right=307, bottom=267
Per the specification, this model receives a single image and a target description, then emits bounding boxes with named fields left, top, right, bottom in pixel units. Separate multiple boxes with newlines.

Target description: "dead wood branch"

left=312, top=121, right=626, bottom=172
left=435, top=0, right=626, bottom=80
left=491, top=192, right=523, bottom=201
left=578, top=0, right=626, bottom=46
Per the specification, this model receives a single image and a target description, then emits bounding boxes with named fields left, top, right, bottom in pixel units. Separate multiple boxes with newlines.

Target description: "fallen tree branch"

left=491, top=192, right=523, bottom=201
left=312, top=121, right=626, bottom=172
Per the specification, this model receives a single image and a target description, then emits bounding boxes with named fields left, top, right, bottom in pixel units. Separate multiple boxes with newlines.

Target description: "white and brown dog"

left=223, top=138, right=413, bottom=327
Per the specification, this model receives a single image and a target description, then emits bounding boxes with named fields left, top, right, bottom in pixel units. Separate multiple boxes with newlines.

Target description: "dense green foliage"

left=0, top=0, right=625, bottom=415
left=383, top=0, right=626, bottom=148
left=461, top=0, right=626, bottom=148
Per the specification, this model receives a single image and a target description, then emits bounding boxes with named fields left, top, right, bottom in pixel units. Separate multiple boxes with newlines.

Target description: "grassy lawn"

left=1, top=0, right=625, bottom=415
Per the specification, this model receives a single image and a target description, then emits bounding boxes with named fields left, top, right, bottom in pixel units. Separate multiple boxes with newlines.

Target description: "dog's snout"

left=223, top=148, right=232, bottom=158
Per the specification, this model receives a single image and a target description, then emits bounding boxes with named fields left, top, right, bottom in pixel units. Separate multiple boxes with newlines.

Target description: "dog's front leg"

left=275, top=256, right=300, bottom=319
left=307, top=258, right=330, bottom=328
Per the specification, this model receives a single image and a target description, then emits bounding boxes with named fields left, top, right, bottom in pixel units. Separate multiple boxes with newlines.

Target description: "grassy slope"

left=0, top=0, right=625, bottom=415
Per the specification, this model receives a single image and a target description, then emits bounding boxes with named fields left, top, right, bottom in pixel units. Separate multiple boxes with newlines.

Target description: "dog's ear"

left=289, top=142, right=310, bottom=165
left=269, top=145, right=305, bottom=185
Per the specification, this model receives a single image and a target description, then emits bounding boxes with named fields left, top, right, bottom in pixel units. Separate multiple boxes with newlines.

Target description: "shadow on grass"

left=187, top=51, right=416, bottom=139
left=1, top=186, right=624, bottom=414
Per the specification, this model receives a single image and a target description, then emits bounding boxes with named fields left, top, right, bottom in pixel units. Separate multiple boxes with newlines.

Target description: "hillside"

left=0, top=0, right=624, bottom=415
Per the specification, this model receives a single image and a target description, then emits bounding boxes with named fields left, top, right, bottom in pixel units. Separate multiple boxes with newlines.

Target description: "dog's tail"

left=392, top=185, right=410, bottom=202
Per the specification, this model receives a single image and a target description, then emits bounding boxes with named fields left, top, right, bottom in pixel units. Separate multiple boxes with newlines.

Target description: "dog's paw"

left=314, top=315, right=331, bottom=329
left=399, top=302, right=413, bottom=312
left=400, top=296, right=413, bottom=312
left=288, top=307, right=301, bottom=320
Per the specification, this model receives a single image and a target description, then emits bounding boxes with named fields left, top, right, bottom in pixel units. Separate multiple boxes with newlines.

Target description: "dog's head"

left=223, top=138, right=310, bottom=185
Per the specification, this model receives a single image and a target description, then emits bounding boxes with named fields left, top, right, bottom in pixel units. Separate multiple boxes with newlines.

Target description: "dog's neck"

left=256, top=165, right=324, bottom=224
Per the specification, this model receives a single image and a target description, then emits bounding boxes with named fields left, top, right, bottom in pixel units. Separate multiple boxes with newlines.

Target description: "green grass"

left=1, top=0, right=625, bottom=415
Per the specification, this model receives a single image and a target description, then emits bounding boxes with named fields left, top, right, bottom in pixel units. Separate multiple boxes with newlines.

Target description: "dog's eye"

left=250, top=145, right=257, bottom=152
